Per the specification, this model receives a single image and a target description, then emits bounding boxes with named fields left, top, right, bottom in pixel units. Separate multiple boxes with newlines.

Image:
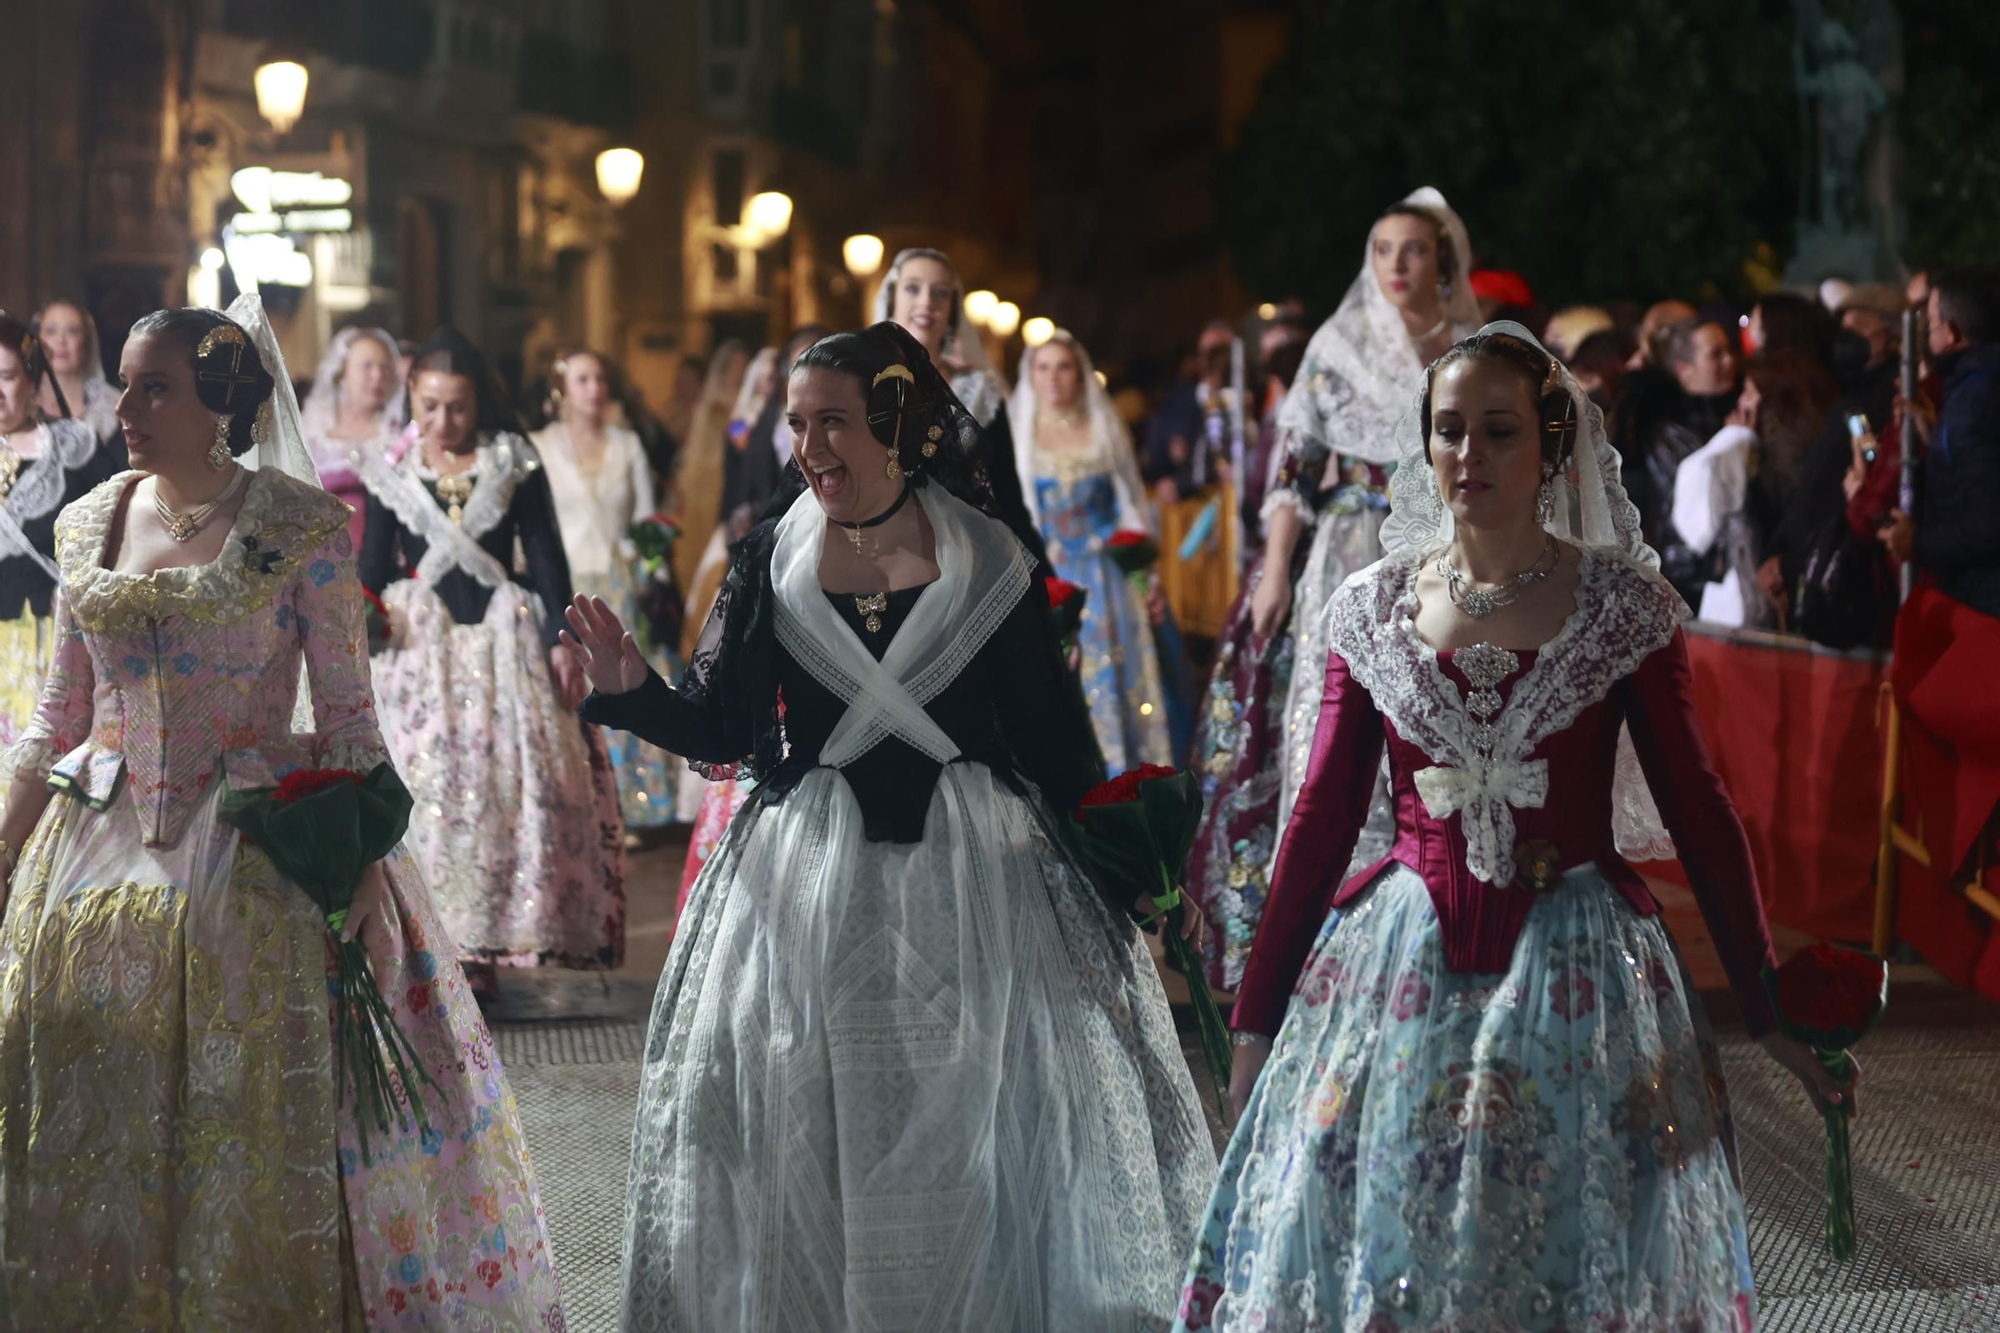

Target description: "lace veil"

left=1373, top=319, right=1679, bottom=864
left=1008, top=330, right=1153, bottom=534
left=1276, top=186, right=1482, bottom=469
left=298, top=325, right=403, bottom=449
left=1377, top=320, right=1654, bottom=568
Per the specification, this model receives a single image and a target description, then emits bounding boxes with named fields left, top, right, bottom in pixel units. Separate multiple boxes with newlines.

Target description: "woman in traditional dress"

left=358, top=328, right=624, bottom=999
left=875, top=246, right=1046, bottom=561
left=0, top=314, right=125, bottom=746
left=300, top=324, right=403, bottom=549
left=1187, top=187, right=1480, bottom=994
left=31, top=299, right=120, bottom=441
left=1012, top=328, right=1172, bottom=773
left=670, top=339, right=749, bottom=613
left=566, top=322, right=1212, bottom=1331
left=0, top=297, right=561, bottom=1328
left=533, top=347, right=682, bottom=832
left=1173, top=325, right=1849, bottom=1333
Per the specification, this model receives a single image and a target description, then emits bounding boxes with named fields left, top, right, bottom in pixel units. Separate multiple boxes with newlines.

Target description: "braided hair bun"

left=128, top=307, right=277, bottom=457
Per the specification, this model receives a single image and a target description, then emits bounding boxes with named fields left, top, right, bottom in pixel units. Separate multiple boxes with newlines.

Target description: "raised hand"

left=561, top=594, right=648, bottom=696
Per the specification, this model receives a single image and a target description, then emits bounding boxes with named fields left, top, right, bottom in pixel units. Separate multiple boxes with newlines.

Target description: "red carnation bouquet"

left=360, top=587, right=393, bottom=655
left=1070, top=764, right=1232, bottom=1120
left=221, top=762, right=439, bottom=1162
left=1105, top=528, right=1159, bottom=577
left=1763, top=942, right=1889, bottom=1260
left=1045, top=575, right=1087, bottom=642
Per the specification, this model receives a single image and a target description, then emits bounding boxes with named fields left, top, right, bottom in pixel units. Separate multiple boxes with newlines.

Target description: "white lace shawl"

left=1326, top=550, right=1685, bottom=887
left=770, top=484, right=1030, bottom=769
left=0, top=419, right=99, bottom=578
left=358, top=432, right=535, bottom=589
left=1267, top=186, right=1481, bottom=526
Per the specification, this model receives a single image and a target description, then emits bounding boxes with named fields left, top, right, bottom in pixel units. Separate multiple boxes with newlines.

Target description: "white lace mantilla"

left=1325, top=550, right=1685, bottom=887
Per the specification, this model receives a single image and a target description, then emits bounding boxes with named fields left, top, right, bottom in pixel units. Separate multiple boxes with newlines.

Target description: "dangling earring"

left=1536, top=462, right=1557, bottom=525
left=885, top=451, right=903, bottom=483
left=209, top=416, right=234, bottom=470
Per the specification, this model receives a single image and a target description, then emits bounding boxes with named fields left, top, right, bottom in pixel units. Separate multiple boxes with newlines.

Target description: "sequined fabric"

left=1032, top=470, right=1172, bottom=774
left=0, top=468, right=563, bottom=1329
left=1173, top=867, right=1756, bottom=1333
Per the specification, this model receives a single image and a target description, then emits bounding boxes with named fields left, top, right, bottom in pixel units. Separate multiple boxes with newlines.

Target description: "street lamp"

left=988, top=301, right=1021, bottom=339
left=842, top=234, right=885, bottom=277
left=254, top=61, right=309, bottom=135
left=746, top=191, right=794, bottom=245
left=1021, top=316, right=1055, bottom=348
left=964, top=289, right=999, bottom=327
left=595, top=148, right=645, bottom=206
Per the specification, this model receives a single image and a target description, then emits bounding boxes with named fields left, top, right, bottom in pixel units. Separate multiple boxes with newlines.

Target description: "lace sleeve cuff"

left=1260, top=486, right=1317, bottom=529
left=0, top=736, right=62, bottom=792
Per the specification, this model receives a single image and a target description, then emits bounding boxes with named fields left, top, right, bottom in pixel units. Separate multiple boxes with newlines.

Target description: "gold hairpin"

left=872, top=364, right=915, bottom=388
left=197, top=324, right=248, bottom=358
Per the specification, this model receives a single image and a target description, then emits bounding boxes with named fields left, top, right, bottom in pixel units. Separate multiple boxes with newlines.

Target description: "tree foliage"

left=1222, top=1, right=1799, bottom=312
left=1903, top=0, right=2000, bottom=269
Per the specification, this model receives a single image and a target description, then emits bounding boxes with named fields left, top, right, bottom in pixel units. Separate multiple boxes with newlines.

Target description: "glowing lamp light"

left=1094, top=369, right=1108, bottom=386
left=199, top=247, right=226, bottom=272
left=1021, top=316, right=1055, bottom=347
left=963, top=289, right=999, bottom=326
left=596, top=148, right=645, bottom=206
left=746, top=191, right=794, bottom=244
left=842, top=234, right=885, bottom=277
left=1257, top=302, right=1278, bottom=320
left=988, top=301, right=1022, bottom=339
left=254, top=61, right=309, bottom=135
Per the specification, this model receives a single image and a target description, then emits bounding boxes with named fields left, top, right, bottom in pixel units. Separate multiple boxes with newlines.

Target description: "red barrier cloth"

left=1890, top=582, right=2000, bottom=995
left=1639, top=626, right=1886, bottom=944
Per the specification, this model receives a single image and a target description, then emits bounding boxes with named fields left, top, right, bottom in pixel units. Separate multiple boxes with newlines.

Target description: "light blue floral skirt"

left=1175, top=863, right=1758, bottom=1333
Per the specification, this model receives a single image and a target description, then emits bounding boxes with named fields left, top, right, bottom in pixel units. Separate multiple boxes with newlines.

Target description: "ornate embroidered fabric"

left=950, top=368, right=1004, bottom=429
left=1325, top=550, right=1685, bottom=887
left=55, top=470, right=349, bottom=637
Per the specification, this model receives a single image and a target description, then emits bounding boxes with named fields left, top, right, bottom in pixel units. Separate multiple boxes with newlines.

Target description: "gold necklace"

left=853, top=590, right=889, bottom=633
left=153, top=466, right=248, bottom=543
left=428, top=444, right=478, bottom=525
left=0, top=446, right=20, bottom=501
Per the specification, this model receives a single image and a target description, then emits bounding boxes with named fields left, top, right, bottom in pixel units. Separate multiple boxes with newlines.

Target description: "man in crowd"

left=1881, top=267, right=2000, bottom=990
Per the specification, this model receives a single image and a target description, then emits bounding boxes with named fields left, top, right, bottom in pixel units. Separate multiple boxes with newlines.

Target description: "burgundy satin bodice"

left=1233, top=628, right=1779, bottom=1039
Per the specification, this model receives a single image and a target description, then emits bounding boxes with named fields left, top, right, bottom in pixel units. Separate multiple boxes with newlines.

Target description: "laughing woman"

left=567, top=322, right=1212, bottom=1331
left=0, top=297, right=560, bottom=1328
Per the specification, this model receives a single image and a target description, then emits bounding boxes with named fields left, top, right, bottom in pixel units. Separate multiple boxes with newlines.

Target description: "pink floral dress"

left=0, top=468, right=564, bottom=1329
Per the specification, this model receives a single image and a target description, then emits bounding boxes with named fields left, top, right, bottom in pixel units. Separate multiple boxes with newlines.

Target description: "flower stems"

left=1818, top=1046, right=1859, bottom=1261
left=1157, top=865, right=1234, bottom=1128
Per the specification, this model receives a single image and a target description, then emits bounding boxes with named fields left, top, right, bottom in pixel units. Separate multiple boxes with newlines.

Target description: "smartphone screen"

left=1847, top=413, right=1872, bottom=441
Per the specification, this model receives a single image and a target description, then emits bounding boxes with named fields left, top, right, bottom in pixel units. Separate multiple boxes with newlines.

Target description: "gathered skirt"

left=0, top=612, right=53, bottom=751
left=1174, top=863, right=1756, bottom=1333
left=371, top=579, right=626, bottom=968
left=621, top=762, right=1215, bottom=1331
left=0, top=782, right=562, bottom=1330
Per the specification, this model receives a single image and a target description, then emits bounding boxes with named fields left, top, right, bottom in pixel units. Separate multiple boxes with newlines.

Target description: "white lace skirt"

left=1273, top=506, right=1393, bottom=875
left=620, top=762, right=1215, bottom=1332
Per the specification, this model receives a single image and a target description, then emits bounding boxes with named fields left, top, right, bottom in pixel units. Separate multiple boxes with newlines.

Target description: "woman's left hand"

left=1140, top=892, right=1205, bottom=947
left=341, top=861, right=390, bottom=945
left=1760, top=1031, right=1859, bottom=1118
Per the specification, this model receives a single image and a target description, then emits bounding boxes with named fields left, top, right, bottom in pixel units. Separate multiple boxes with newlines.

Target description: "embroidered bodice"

left=0, top=419, right=123, bottom=618
left=356, top=433, right=575, bottom=645
left=6, top=468, right=390, bottom=846
left=532, top=421, right=655, bottom=579
left=1232, top=550, right=1779, bottom=1037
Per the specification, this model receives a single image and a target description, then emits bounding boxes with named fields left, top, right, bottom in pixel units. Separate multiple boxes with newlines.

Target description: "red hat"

left=1469, top=269, right=1534, bottom=308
